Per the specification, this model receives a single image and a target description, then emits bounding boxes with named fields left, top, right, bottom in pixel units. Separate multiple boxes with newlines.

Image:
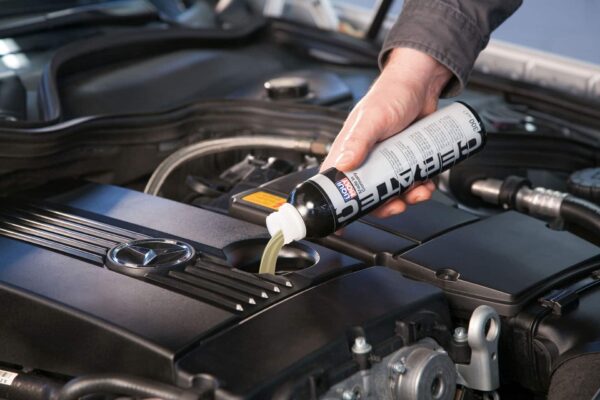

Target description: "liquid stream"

left=258, top=230, right=284, bottom=275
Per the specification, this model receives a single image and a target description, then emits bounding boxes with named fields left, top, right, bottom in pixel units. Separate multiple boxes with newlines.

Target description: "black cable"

left=560, top=196, right=600, bottom=237
left=57, top=374, right=200, bottom=400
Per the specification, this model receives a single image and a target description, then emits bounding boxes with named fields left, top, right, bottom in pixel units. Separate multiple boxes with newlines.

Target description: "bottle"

left=266, top=102, right=486, bottom=244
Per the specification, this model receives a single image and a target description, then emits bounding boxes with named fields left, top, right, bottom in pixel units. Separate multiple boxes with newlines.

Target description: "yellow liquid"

left=259, top=230, right=284, bottom=275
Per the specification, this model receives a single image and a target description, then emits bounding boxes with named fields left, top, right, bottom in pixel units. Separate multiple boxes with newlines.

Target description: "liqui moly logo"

left=335, top=177, right=357, bottom=202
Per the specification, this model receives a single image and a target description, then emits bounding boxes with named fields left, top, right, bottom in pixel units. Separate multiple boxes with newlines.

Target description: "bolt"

left=390, top=361, right=406, bottom=374
left=454, top=327, right=468, bottom=343
left=341, top=389, right=358, bottom=400
left=352, top=336, right=372, bottom=354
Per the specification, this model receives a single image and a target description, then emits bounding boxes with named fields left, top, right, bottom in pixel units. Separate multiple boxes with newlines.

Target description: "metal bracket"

left=456, top=305, right=501, bottom=392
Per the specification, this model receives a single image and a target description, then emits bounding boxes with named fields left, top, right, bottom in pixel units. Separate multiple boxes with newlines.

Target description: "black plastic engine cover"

left=0, top=182, right=449, bottom=398
left=176, top=266, right=449, bottom=398
left=398, top=211, right=600, bottom=316
left=230, top=169, right=600, bottom=317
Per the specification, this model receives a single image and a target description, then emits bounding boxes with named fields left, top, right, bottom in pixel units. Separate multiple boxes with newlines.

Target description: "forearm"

left=381, top=0, right=522, bottom=96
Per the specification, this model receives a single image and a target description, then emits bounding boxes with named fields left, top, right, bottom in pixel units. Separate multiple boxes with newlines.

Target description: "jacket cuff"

left=379, top=0, right=487, bottom=97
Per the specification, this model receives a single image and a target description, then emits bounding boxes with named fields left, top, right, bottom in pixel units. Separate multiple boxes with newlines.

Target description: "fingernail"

left=387, top=208, right=401, bottom=217
left=335, top=151, right=354, bottom=168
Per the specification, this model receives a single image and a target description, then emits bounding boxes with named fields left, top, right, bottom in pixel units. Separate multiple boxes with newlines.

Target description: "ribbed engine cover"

left=0, top=183, right=448, bottom=398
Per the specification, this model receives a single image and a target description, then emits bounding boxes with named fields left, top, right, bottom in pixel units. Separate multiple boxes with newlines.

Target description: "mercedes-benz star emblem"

left=107, top=239, right=195, bottom=275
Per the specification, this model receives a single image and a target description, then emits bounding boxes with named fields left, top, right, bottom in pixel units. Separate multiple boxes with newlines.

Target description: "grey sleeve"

left=379, top=0, right=522, bottom=96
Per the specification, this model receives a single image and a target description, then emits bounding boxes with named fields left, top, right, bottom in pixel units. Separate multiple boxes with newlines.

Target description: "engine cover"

left=0, top=183, right=450, bottom=398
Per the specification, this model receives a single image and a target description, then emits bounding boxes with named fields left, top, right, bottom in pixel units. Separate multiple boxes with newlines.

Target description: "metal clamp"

left=456, top=305, right=501, bottom=392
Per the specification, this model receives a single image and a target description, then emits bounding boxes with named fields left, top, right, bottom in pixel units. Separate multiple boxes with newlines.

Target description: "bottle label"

left=311, top=102, right=485, bottom=229
left=335, top=177, right=357, bottom=202
left=242, top=191, right=288, bottom=210
left=0, top=369, right=17, bottom=386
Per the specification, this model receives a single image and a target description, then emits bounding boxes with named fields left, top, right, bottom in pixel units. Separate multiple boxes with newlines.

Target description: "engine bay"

left=2, top=164, right=599, bottom=400
left=0, top=4, right=600, bottom=400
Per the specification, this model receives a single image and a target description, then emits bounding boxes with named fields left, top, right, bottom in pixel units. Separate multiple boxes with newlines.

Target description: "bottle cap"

left=266, top=203, right=307, bottom=244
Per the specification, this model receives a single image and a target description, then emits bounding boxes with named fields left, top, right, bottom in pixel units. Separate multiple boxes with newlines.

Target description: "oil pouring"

left=259, top=102, right=486, bottom=274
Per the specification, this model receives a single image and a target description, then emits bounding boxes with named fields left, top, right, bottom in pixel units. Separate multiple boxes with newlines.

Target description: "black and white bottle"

left=266, top=102, right=487, bottom=244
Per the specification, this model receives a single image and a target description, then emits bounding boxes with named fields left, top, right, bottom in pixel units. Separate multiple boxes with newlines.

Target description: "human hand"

left=321, top=47, right=452, bottom=217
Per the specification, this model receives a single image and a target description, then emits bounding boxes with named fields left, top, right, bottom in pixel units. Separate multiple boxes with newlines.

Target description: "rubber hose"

left=57, top=374, right=200, bottom=400
left=144, top=136, right=328, bottom=195
left=560, top=196, right=600, bottom=236
left=0, top=370, right=61, bottom=400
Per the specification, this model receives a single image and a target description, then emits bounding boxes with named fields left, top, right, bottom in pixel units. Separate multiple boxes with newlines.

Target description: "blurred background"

left=283, top=0, right=600, bottom=64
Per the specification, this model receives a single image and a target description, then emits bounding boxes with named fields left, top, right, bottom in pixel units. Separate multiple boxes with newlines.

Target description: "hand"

left=321, top=47, right=452, bottom=217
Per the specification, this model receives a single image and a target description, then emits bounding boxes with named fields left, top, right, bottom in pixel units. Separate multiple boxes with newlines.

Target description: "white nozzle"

left=265, top=203, right=306, bottom=244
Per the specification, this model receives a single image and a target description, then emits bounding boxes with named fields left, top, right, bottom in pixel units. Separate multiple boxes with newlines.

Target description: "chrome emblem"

left=107, top=239, right=195, bottom=271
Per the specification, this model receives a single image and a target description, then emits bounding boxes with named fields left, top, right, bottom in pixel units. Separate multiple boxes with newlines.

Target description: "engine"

left=0, top=11, right=599, bottom=399
left=0, top=146, right=599, bottom=399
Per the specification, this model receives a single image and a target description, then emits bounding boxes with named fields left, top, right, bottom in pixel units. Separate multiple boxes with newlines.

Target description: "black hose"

left=0, top=369, right=62, bottom=400
left=560, top=196, right=600, bottom=236
left=57, top=374, right=200, bottom=400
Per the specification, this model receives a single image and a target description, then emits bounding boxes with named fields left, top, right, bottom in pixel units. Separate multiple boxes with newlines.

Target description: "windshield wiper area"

left=0, top=0, right=160, bottom=37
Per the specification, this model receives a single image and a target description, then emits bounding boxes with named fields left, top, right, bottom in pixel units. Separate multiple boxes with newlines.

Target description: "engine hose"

left=0, top=369, right=62, bottom=400
left=144, top=136, right=330, bottom=196
left=560, top=196, right=600, bottom=237
left=472, top=176, right=600, bottom=237
left=57, top=374, right=200, bottom=400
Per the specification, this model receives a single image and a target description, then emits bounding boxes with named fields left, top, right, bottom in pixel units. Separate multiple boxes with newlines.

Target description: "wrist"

left=383, top=47, right=452, bottom=98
